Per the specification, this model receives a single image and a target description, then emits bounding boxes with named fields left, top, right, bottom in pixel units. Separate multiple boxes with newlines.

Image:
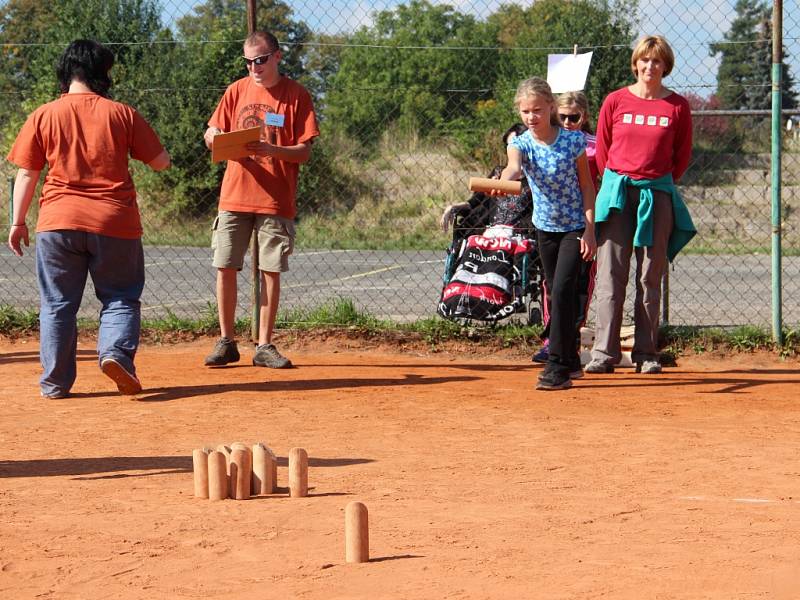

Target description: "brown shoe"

left=253, top=343, right=292, bottom=368
left=101, top=358, right=143, bottom=395
left=205, top=337, right=240, bottom=366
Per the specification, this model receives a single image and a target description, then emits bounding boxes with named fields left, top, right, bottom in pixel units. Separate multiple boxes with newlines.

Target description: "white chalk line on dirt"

left=680, top=495, right=800, bottom=504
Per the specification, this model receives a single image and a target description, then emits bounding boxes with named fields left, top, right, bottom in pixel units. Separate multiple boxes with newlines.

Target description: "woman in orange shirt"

left=7, top=39, right=170, bottom=399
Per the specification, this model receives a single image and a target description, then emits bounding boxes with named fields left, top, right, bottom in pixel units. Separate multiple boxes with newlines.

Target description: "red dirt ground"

left=1, top=335, right=799, bottom=599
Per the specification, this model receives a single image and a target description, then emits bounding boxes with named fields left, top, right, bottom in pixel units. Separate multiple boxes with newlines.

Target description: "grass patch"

left=661, top=324, right=796, bottom=356
left=277, top=297, right=384, bottom=330
left=2, top=302, right=798, bottom=358
left=399, top=317, right=543, bottom=350
left=0, top=305, right=38, bottom=332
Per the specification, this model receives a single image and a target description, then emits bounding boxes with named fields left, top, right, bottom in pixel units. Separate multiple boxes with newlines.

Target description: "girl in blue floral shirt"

left=497, top=77, right=597, bottom=390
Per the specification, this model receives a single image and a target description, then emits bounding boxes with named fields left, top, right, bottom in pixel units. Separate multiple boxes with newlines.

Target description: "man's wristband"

left=11, top=223, right=27, bottom=227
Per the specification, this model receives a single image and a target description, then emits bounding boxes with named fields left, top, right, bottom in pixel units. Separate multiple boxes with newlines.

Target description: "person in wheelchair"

left=437, top=123, right=544, bottom=326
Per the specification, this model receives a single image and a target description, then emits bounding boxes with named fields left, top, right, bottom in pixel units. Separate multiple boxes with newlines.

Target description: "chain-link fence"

left=1, top=0, right=799, bottom=329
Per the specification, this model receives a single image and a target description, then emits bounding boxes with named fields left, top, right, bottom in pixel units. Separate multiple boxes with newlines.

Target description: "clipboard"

left=211, top=126, right=262, bottom=163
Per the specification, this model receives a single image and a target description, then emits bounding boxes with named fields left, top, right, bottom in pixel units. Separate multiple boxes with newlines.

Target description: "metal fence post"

left=771, top=0, right=783, bottom=344
left=247, top=0, right=261, bottom=344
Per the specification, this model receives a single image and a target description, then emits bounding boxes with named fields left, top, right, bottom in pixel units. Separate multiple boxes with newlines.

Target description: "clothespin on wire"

left=573, top=44, right=578, bottom=56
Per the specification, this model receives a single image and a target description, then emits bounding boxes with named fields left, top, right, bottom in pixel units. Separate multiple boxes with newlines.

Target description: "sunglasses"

left=242, top=52, right=274, bottom=67
left=558, top=113, right=582, bottom=124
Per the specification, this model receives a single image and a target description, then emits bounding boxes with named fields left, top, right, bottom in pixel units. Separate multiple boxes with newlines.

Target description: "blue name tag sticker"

left=265, top=113, right=285, bottom=127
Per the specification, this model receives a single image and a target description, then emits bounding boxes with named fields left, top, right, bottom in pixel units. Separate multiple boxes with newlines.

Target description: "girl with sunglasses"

left=533, top=91, right=599, bottom=365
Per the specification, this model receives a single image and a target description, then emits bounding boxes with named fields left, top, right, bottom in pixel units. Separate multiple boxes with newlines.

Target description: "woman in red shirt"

left=585, top=35, right=694, bottom=376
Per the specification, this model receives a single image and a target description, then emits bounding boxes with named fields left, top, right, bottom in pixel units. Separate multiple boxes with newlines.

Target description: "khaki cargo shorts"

left=211, top=211, right=295, bottom=272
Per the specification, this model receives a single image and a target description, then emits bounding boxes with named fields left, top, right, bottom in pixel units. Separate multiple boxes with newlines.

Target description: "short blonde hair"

left=630, top=35, right=675, bottom=77
left=514, top=77, right=559, bottom=126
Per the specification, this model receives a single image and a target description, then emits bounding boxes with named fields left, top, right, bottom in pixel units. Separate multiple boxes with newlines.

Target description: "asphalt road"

left=1, top=244, right=798, bottom=327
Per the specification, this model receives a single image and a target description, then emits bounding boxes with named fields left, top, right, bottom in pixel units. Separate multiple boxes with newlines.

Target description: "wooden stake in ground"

left=345, top=501, right=369, bottom=563
left=192, top=448, right=211, bottom=498
left=288, top=447, right=308, bottom=497
left=252, top=443, right=274, bottom=495
left=207, top=451, right=228, bottom=500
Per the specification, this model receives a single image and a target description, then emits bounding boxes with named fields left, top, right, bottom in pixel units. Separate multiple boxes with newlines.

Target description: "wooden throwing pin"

left=468, top=176, right=521, bottom=195
left=345, top=501, right=369, bottom=563
left=207, top=451, right=228, bottom=500
left=288, top=447, right=308, bottom=498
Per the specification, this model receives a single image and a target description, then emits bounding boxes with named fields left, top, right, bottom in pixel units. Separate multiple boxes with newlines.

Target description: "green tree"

left=710, top=0, right=797, bottom=110
left=489, top=0, right=637, bottom=116
left=0, top=0, right=166, bottom=149
left=325, top=0, right=496, bottom=144
left=448, top=0, right=636, bottom=165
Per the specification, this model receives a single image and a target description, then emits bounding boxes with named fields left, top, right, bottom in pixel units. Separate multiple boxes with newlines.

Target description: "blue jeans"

left=36, top=231, right=144, bottom=396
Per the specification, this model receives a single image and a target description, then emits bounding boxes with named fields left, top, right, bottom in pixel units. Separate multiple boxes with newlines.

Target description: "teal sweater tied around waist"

left=595, top=169, right=696, bottom=262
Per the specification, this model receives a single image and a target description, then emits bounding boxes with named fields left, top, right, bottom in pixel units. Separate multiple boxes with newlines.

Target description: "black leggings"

left=536, top=228, right=584, bottom=369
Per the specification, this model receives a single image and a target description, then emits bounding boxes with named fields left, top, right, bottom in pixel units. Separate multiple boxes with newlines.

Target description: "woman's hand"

left=579, top=228, right=596, bottom=261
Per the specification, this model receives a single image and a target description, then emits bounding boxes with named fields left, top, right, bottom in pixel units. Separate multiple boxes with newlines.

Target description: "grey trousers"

left=591, top=187, right=674, bottom=365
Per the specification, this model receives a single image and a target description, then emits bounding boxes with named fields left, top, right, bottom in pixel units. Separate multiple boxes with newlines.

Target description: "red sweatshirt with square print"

left=594, top=87, right=692, bottom=182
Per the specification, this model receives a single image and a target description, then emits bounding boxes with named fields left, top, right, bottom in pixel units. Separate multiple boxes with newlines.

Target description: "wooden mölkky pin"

left=207, top=451, right=228, bottom=500
left=252, top=443, right=274, bottom=495
left=345, top=501, right=369, bottom=563
left=288, top=447, right=308, bottom=498
left=268, top=447, right=278, bottom=490
left=230, top=448, right=251, bottom=500
left=231, top=442, right=252, bottom=485
left=192, top=448, right=211, bottom=498
left=216, top=444, right=234, bottom=495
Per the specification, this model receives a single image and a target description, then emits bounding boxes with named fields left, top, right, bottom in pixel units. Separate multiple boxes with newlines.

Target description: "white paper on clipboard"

left=547, top=51, right=593, bottom=93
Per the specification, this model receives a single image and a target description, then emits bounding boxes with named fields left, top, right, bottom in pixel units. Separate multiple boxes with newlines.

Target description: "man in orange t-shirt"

left=7, top=39, right=170, bottom=399
left=203, top=30, right=319, bottom=369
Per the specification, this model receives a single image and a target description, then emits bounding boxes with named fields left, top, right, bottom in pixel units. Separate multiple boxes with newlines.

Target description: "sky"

left=159, top=0, right=800, bottom=96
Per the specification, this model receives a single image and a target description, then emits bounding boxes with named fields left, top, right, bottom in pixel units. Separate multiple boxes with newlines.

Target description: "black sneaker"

left=536, top=369, right=572, bottom=391
left=253, top=343, right=292, bottom=368
left=204, top=337, right=240, bottom=366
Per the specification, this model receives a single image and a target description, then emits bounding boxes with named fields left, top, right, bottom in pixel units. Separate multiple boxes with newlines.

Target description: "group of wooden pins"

left=192, top=442, right=299, bottom=500
left=192, top=443, right=369, bottom=563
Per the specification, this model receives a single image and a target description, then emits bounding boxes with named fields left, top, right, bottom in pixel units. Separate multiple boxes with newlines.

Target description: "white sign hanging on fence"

left=547, top=51, right=593, bottom=93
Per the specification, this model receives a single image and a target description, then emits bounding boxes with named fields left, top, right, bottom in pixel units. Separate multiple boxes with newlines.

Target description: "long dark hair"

left=502, top=123, right=527, bottom=145
left=56, top=40, right=114, bottom=97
